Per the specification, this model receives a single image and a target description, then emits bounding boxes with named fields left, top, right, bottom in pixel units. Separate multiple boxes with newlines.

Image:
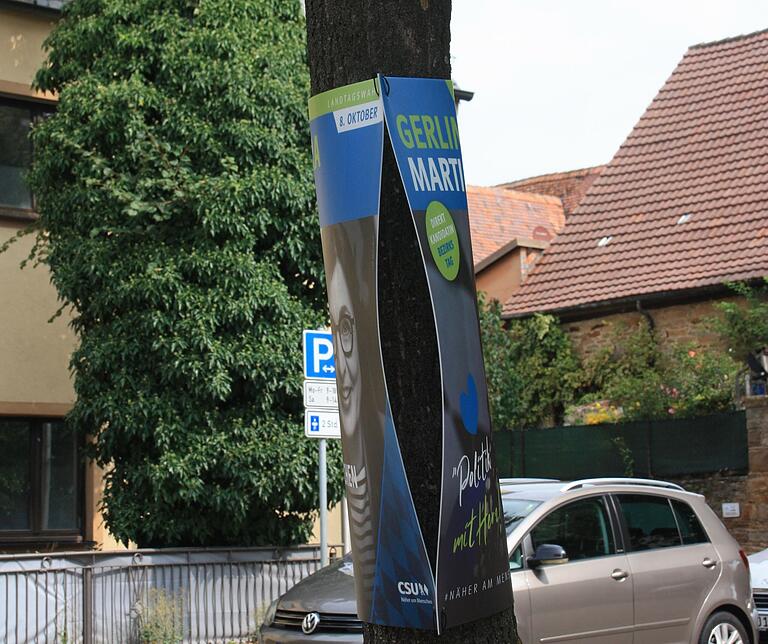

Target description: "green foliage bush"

left=479, top=297, right=580, bottom=429
left=480, top=298, right=740, bottom=429
left=711, top=279, right=768, bottom=359
left=138, top=589, right=184, bottom=644
left=586, top=321, right=739, bottom=422
left=478, top=296, right=522, bottom=431
left=26, top=0, right=343, bottom=546
left=664, top=344, right=740, bottom=417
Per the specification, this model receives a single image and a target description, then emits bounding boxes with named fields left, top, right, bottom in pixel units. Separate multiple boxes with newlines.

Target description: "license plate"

left=758, top=614, right=768, bottom=631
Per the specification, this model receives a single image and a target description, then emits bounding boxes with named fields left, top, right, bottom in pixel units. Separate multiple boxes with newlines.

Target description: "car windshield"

left=502, top=497, right=541, bottom=535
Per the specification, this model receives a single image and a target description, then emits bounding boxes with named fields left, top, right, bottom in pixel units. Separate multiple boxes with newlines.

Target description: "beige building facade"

left=0, top=1, right=121, bottom=551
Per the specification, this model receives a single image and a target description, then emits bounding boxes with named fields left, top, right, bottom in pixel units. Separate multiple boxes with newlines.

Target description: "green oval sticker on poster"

left=425, top=200, right=460, bottom=281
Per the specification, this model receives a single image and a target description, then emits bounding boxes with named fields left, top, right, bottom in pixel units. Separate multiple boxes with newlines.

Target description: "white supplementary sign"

left=722, top=502, right=740, bottom=518
left=304, top=380, right=338, bottom=410
left=304, top=410, right=341, bottom=439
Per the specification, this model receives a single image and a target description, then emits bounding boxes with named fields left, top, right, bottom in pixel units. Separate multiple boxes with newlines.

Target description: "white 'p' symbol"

left=313, top=338, right=334, bottom=374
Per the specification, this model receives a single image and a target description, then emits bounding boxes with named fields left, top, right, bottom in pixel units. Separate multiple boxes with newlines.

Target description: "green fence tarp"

left=496, top=411, right=747, bottom=480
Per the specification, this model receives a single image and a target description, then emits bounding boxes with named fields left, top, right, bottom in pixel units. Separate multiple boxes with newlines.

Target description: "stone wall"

left=564, top=297, right=739, bottom=360
left=671, top=396, right=768, bottom=553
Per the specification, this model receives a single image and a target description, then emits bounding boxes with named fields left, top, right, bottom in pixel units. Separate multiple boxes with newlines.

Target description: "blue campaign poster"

left=309, top=79, right=436, bottom=631
left=308, top=76, right=510, bottom=632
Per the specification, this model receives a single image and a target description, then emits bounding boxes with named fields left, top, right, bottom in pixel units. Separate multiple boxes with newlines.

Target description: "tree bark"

left=305, top=1, right=519, bottom=642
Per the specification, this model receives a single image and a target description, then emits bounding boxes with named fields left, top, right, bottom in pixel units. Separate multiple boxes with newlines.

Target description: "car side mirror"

left=528, top=543, right=569, bottom=569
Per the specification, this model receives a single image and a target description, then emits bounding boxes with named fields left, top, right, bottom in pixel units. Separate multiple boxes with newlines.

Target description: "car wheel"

left=699, top=611, right=749, bottom=644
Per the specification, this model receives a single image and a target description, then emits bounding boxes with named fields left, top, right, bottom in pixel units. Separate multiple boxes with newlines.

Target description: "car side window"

left=509, top=545, right=523, bottom=571
left=671, top=499, right=709, bottom=545
left=617, top=494, right=682, bottom=551
left=530, top=497, right=615, bottom=561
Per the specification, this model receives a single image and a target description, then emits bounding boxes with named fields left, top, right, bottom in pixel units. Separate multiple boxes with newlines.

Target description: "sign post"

left=303, top=330, right=341, bottom=566
left=318, top=437, right=328, bottom=566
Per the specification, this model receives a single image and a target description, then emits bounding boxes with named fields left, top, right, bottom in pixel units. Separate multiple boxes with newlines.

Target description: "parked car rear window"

left=618, top=494, right=681, bottom=551
left=671, top=499, right=708, bottom=544
left=530, top=497, right=615, bottom=561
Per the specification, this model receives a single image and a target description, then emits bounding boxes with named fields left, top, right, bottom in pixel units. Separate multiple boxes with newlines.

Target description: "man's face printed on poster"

left=329, top=264, right=359, bottom=437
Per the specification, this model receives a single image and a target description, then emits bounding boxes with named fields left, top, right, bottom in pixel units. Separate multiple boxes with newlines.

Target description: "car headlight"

left=262, top=598, right=279, bottom=628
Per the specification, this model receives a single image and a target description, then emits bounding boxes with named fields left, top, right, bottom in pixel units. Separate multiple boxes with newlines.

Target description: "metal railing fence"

left=0, top=545, right=334, bottom=644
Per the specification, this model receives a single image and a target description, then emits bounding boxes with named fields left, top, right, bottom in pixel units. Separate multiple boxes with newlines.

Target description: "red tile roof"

left=467, top=186, right=565, bottom=269
left=504, top=28, right=768, bottom=318
left=500, top=165, right=605, bottom=216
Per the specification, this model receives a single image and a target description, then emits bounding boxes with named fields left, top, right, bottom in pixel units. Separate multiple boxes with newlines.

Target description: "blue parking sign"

left=303, top=330, right=336, bottom=380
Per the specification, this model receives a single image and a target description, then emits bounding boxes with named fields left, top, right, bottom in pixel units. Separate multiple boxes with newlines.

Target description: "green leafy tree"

left=505, top=313, right=581, bottom=428
left=578, top=320, right=738, bottom=423
left=580, top=319, right=668, bottom=421
left=580, top=319, right=661, bottom=393
left=479, top=297, right=580, bottom=429
left=478, top=295, right=523, bottom=431
left=712, top=279, right=768, bottom=359
left=26, top=0, right=343, bottom=546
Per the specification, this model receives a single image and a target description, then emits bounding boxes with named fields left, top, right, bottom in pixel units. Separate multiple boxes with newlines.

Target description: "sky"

left=450, top=1, right=767, bottom=186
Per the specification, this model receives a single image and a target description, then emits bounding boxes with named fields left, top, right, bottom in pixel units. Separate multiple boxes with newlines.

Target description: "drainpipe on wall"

left=636, top=300, right=655, bottom=331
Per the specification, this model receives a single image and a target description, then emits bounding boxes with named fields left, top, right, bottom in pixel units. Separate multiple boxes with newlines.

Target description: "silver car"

left=261, top=478, right=758, bottom=643
left=747, top=547, right=768, bottom=641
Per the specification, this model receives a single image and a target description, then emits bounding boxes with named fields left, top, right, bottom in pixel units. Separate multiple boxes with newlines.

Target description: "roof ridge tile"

left=688, top=27, right=768, bottom=51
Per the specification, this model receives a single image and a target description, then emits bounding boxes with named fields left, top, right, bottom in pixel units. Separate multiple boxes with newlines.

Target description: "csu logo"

left=397, top=581, right=430, bottom=597
left=302, top=612, right=320, bottom=634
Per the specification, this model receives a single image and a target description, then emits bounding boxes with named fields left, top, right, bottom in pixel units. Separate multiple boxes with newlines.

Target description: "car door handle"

left=702, top=558, right=718, bottom=569
left=611, top=569, right=629, bottom=581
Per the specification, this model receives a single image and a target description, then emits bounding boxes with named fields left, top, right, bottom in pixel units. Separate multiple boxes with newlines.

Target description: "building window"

left=0, top=418, right=83, bottom=544
left=0, top=97, right=53, bottom=215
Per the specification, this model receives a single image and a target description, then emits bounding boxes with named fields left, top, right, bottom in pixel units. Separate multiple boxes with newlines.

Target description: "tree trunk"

left=305, top=1, right=519, bottom=642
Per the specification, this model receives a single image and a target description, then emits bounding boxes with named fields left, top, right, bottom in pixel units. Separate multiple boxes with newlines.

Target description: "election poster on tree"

left=308, top=76, right=511, bottom=633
